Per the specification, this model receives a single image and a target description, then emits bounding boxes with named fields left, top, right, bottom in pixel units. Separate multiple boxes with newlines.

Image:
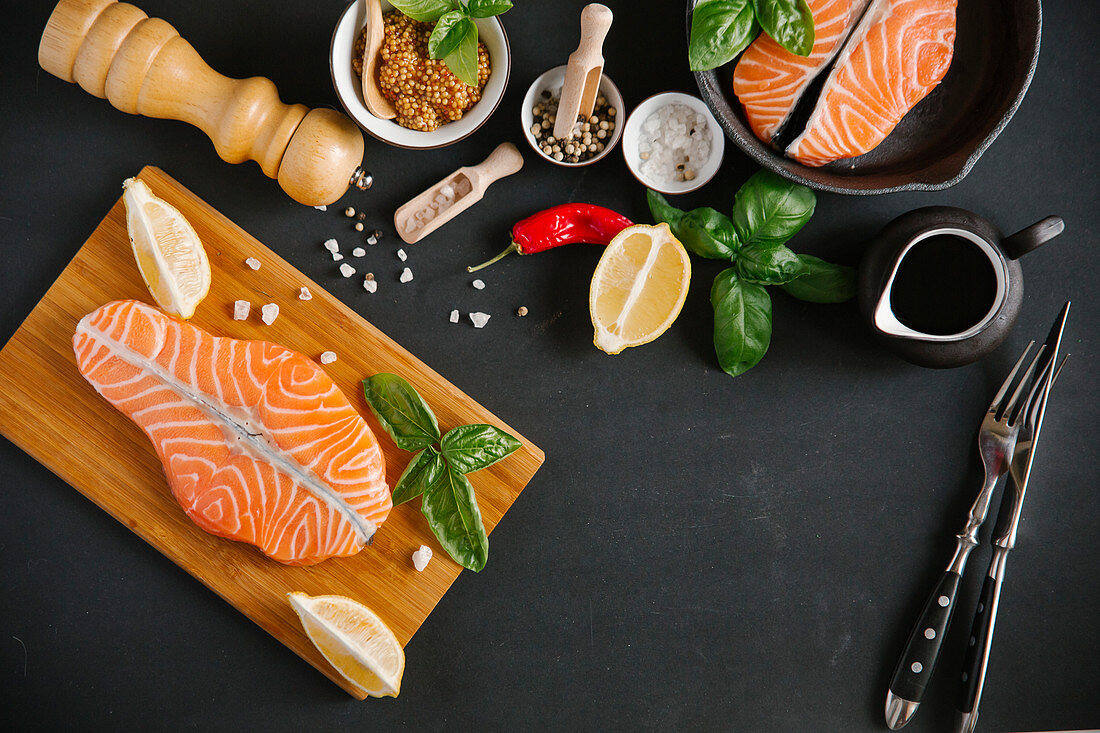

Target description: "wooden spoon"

left=360, top=0, right=396, bottom=120
left=553, top=4, right=613, bottom=140
left=394, top=143, right=525, bottom=244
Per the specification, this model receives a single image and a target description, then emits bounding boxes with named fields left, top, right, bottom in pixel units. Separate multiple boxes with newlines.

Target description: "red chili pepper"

left=467, top=203, right=634, bottom=272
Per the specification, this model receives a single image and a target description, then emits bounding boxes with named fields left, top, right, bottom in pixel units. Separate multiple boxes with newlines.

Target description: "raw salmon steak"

left=733, top=0, right=870, bottom=144
left=73, top=300, right=390, bottom=566
left=786, top=0, right=957, bottom=166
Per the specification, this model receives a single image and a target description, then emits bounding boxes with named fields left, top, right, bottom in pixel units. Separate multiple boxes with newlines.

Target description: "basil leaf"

left=781, top=254, right=857, bottom=303
left=442, top=22, right=480, bottom=86
left=428, top=12, right=474, bottom=60
left=677, top=208, right=740, bottom=260
left=647, top=189, right=685, bottom=230
left=422, top=462, right=489, bottom=572
left=466, top=0, right=513, bottom=17
left=362, top=374, right=441, bottom=451
left=441, top=424, right=522, bottom=474
left=711, top=268, right=773, bottom=377
left=392, top=447, right=445, bottom=506
left=753, top=0, right=815, bottom=56
left=388, top=0, right=453, bottom=22
left=688, top=0, right=759, bottom=72
left=732, top=169, right=816, bottom=249
left=736, top=242, right=802, bottom=284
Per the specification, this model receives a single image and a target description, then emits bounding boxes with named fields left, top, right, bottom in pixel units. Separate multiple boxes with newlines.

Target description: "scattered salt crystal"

left=233, top=300, right=250, bottom=320
left=399, top=267, right=413, bottom=283
left=363, top=277, right=377, bottom=293
left=261, top=303, right=279, bottom=325
left=472, top=279, right=485, bottom=290
left=244, top=257, right=261, bottom=271
left=369, top=233, right=381, bottom=243
left=397, top=248, right=407, bottom=261
left=412, top=545, right=432, bottom=572
left=339, top=263, right=355, bottom=278
left=314, top=205, right=327, bottom=211
left=352, top=247, right=366, bottom=257
left=332, top=251, right=344, bottom=261
left=449, top=309, right=460, bottom=323
left=323, top=238, right=339, bottom=253
left=319, top=351, right=337, bottom=365
left=298, top=287, right=312, bottom=301
left=469, top=312, right=490, bottom=328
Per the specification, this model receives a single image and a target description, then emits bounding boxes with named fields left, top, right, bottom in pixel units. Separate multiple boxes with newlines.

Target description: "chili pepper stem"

left=467, top=242, right=520, bottom=272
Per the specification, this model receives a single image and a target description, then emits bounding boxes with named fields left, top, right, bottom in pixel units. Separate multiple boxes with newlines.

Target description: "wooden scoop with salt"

left=552, top=4, right=614, bottom=141
left=395, top=143, right=524, bottom=244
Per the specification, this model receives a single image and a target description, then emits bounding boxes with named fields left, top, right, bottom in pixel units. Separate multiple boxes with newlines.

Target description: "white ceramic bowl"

left=622, top=91, right=725, bottom=194
left=520, top=65, right=624, bottom=167
left=330, top=1, right=511, bottom=149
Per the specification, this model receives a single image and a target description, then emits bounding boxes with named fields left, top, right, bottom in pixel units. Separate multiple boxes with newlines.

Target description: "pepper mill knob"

left=38, top=0, right=367, bottom=206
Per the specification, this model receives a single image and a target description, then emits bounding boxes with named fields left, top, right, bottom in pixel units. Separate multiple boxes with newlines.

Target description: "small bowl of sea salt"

left=622, top=92, right=724, bottom=195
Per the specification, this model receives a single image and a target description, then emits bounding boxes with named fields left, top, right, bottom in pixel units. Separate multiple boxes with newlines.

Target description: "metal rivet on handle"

left=924, top=628, right=936, bottom=639
left=938, top=595, right=951, bottom=607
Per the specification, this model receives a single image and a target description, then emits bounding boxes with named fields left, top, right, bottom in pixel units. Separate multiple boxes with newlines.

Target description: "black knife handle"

left=888, top=571, right=962, bottom=703
left=956, top=569, right=1004, bottom=715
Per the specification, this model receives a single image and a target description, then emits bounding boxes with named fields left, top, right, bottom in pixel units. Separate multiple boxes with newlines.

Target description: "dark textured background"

left=2, top=1, right=1097, bottom=730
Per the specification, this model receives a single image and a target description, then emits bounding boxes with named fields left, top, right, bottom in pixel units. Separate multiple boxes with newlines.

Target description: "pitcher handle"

left=1003, top=216, right=1064, bottom=260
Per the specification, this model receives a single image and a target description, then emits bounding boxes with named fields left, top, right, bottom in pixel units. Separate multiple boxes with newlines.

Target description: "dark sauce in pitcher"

left=889, top=234, right=998, bottom=335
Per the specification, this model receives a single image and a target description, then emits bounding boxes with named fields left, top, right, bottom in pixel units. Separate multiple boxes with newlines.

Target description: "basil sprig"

left=688, top=0, right=815, bottom=71
left=647, top=170, right=854, bottom=378
left=389, top=0, right=513, bottom=87
left=362, top=373, right=522, bottom=572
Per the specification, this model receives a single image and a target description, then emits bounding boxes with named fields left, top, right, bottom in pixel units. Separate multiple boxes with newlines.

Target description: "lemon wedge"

left=589, top=223, right=691, bottom=354
left=288, top=592, right=405, bottom=698
left=123, top=177, right=210, bottom=319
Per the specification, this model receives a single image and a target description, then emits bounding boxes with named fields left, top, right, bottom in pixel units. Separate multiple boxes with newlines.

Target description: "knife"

left=954, top=302, right=1070, bottom=733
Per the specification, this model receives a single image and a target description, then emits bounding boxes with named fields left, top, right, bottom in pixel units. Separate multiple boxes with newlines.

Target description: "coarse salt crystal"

left=298, top=287, right=312, bottom=301
left=363, top=277, right=377, bottom=293
left=472, top=279, right=485, bottom=290
left=397, top=249, right=407, bottom=261
left=469, top=312, right=490, bottom=328
left=319, top=351, right=337, bottom=365
left=323, top=238, right=339, bottom=253
left=332, top=252, right=344, bottom=261
left=233, top=300, right=250, bottom=320
left=440, top=183, right=455, bottom=199
left=244, top=257, right=261, bottom=270
left=449, top=309, right=459, bottom=323
left=261, top=303, right=279, bottom=325
left=399, top=267, right=413, bottom=283
left=352, top=247, right=366, bottom=257
left=339, top=263, right=355, bottom=278
left=412, top=545, right=432, bottom=572
left=314, top=205, right=327, bottom=211
left=369, top=233, right=381, bottom=243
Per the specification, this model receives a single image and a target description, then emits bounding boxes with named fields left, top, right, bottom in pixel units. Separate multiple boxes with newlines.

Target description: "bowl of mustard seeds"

left=330, top=0, right=511, bottom=149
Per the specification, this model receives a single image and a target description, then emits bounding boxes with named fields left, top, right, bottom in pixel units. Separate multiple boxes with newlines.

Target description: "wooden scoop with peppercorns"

left=553, top=4, right=614, bottom=142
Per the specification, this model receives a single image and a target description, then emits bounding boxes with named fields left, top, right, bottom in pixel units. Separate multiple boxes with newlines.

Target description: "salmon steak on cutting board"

left=74, top=299, right=391, bottom=566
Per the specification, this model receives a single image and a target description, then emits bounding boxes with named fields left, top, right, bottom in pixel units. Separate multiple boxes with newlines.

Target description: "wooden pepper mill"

left=38, top=0, right=371, bottom=206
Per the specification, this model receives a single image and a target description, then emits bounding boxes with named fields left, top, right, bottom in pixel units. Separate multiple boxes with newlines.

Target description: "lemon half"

left=589, top=223, right=691, bottom=354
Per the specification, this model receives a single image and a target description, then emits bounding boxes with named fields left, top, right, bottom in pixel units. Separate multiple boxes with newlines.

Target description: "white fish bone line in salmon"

left=74, top=313, right=377, bottom=544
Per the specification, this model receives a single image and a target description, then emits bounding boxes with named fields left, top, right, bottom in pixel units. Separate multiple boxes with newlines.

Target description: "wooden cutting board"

left=0, top=166, right=544, bottom=698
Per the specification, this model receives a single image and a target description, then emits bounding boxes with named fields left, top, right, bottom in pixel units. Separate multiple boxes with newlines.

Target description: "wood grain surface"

left=0, top=166, right=544, bottom=699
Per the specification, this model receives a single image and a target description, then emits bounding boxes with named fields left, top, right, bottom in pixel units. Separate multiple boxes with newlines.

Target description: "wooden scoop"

left=552, top=3, right=613, bottom=141
left=395, top=143, right=524, bottom=244
left=360, top=0, right=396, bottom=120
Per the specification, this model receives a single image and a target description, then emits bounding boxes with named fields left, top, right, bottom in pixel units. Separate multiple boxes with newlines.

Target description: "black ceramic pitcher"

left=858, top=207, right=1063, bottom=368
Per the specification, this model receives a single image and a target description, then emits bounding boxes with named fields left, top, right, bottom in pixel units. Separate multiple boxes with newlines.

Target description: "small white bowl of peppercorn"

left=520, top=65, right=624, bottom=167
left=330, top=0, right=511, bottom=149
